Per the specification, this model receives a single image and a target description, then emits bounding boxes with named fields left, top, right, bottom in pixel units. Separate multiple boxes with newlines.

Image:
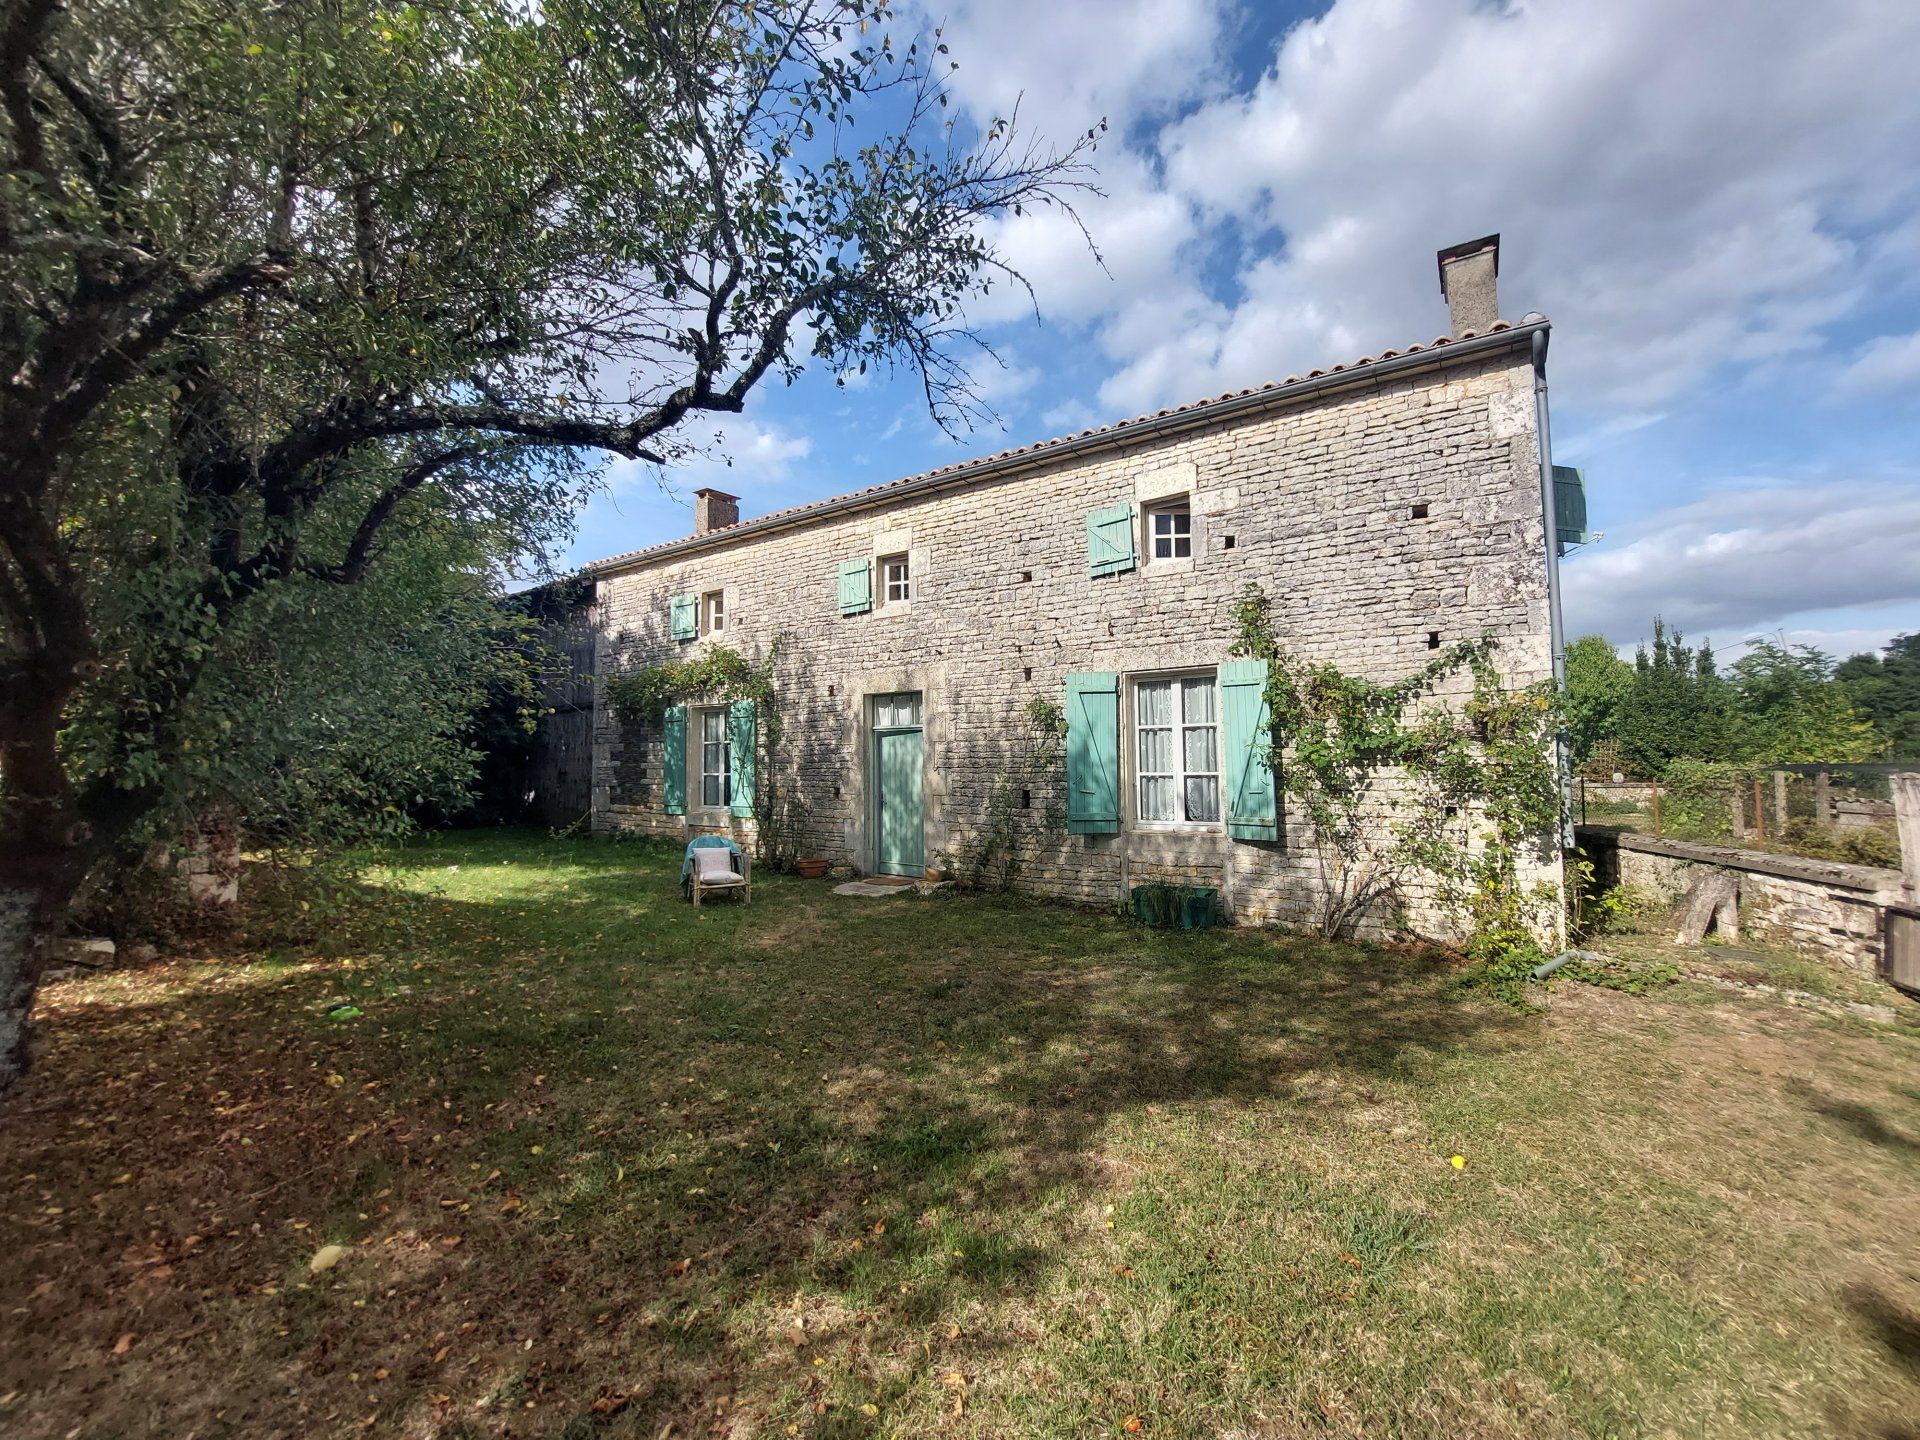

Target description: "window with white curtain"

left=1134, top=674, right=1220, bottom=825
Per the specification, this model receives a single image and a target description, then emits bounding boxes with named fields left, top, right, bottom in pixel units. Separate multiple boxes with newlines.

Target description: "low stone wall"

left=1578, top=825, right=1904, bottom=974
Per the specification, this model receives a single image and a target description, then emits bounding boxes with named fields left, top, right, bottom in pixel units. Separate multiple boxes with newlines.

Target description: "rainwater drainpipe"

left=1531, top=321, right=1574, bottom=852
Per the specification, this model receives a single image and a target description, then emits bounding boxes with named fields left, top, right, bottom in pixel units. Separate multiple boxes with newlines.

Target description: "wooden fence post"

left=1752, top=775, right=1766, bottom=845
left=1773, top=769, right=1788, bottom=837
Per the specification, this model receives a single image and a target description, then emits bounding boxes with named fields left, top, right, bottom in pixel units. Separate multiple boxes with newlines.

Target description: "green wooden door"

left=872, top=694, right=924, bottom=877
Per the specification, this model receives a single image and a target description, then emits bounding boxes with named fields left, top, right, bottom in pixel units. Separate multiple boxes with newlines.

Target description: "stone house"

left=581, top=236, right=1575, bottom=929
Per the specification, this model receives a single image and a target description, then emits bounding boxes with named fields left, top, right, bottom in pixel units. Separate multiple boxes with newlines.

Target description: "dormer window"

left=1146, top=499, right=1192, bottom=561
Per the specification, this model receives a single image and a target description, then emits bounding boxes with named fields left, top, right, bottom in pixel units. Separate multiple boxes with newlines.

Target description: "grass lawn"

left=5, top=829, right=1920, bottom=1439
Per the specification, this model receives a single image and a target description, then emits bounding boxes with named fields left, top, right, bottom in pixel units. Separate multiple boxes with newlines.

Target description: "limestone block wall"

left=588, top=340, right=1558, bottom=932
left=1583, top=827, right=1901, bottom=974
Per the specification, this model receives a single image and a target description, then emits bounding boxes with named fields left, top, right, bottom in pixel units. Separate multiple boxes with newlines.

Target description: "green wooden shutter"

left=1086, top=502, right=1136, bottom=578
left=727, top=699, right=756, bottom=817
left=837, top=559, right=873, bottom=615
left=662, top=705, right=687, bottom=815
left=669, top=593, right=698, bottom=641
left=1065, top=672, right=1120, bottom=834
left=1220, top=660, right=1278, bottom=841
left=1552, top=465, right=1588, bottom=553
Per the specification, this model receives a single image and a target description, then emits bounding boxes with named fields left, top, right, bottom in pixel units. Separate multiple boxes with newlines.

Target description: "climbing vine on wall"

left=946, top=697, right=1068, bottom=891
left=602, top=639, right=810, bottom=867
left=1231, top=583, right=1564, bottom=999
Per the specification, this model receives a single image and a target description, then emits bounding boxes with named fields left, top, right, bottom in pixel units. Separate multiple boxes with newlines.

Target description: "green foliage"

left=1564, top=635, right=1635, bottom=766
left=1615, top=619, right=1737, bottom=772
left=1726, top=640, right=1882, bottom=763
left=946, top=698, right=1067, bottom=891
left=1232, top=584, right=1564, bottom=1000
left=1560, top=953, right=1680, bottom=994
left=1590, top=620, right=1888, bottom=772
left=604, top=645, right=780, bottom=728
left=1836, top=633, right=1920, bottom=760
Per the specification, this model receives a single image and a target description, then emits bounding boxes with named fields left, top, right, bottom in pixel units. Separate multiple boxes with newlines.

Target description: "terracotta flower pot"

left=795, top=858, right=829, bottom=879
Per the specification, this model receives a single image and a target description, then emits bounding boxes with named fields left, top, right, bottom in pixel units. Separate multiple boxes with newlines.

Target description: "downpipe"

left=1532, top=324, right=1573, bottom=855
left=1531, top=948, right=1606, bottom=981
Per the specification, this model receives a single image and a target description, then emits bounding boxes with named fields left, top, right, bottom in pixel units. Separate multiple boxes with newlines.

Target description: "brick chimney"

left=1437, top=234, right=1500, bottom=334
left=693, top=487, right=739, bottom=535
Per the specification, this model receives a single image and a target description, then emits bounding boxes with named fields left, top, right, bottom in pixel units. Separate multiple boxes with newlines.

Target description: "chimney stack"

left=1437, top=234, right=1501, bottom=334
left=693, top=488, right=739, bottom=535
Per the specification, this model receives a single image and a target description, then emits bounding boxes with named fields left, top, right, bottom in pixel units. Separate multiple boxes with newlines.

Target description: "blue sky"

left=557, top=0, right=1920, bottom=662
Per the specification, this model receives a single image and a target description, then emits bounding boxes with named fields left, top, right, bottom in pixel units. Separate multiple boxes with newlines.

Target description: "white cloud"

left=1836, top=330, right=1920, bottom=394
left=1559, top=479, right=1920, bottom=648
left=604, top=415, right=812, bottom=496
left=945, top=0, right=1920, bottom=419
left=915, top=0, right=1227, bottom=144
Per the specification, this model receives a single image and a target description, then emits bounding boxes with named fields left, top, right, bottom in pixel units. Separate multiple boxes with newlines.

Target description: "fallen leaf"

left=309, top=1244, right=348, bottom=1274
left=1449, top=1154, right=1467, bottom=1170
left=1124, top=1416, right=1143, bottom=1433
left=111, top=1333, right=134, bottom=1356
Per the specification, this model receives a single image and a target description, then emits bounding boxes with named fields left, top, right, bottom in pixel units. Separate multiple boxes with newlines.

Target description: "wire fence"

left=1576, top=762, right=1906, bottom=871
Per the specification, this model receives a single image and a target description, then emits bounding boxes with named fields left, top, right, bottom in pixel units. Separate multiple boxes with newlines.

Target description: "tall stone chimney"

left=693, top=487, right=739, bottom=535
left=1437, top=234, right=1501, bottom=334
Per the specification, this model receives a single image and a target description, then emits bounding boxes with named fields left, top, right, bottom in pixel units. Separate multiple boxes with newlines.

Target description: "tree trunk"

left=0, top=870, right=80, bottom=1085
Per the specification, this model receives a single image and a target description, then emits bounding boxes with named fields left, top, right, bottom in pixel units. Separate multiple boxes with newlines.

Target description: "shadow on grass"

left=1791, top=1079, right=1920, bottom=1157
left=1846, top=1281, right=1920, bottom=1381
left=1, top=829, right=1517, bottom=1439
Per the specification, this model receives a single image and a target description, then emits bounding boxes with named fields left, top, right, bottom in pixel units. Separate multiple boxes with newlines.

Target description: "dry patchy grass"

left=3, top=830, right=1919, bottom=1439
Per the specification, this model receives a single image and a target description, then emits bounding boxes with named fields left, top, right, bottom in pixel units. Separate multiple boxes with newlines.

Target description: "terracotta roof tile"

left=583, top=319, right=1528, bottom=574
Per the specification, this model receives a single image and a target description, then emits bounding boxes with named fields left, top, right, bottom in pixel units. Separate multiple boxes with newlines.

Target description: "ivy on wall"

left=944, top=697, right=1068, bottom=891
left=1231, top=583, right=1564, bottom=999
left=601, top=640, right=811, bottom=868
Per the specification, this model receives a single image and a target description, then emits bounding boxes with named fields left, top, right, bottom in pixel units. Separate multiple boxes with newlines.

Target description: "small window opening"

left=1426, top=631, right=1441, bottom=649
left=1020, top=569, right=1033, bottom=583
left=1223, top=534, right=1237, bottom=550
left=880, top=552, right=911, bottom=604
left=1410, top=502, right=1429, bottom=520
left=1020, top=788, right=1032, bottom=809
left=700, top=589, right=726, bottom=635
left=827, top=683, right=836, bottom=697
left=1145, top=498, right=1193, bottom=561
left=1023, top=666, right=1032, bottom=681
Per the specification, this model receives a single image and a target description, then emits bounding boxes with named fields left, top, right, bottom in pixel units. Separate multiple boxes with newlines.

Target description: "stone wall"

left=1580, top=825, right=1903, bottom=974
left=589, top=338, right=1559, bottom=931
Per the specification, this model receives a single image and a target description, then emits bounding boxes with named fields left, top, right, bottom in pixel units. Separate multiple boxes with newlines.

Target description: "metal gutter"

left=584, top=319, right=1549, bottom=577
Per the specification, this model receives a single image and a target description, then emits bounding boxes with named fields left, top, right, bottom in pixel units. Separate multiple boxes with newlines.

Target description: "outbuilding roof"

left=583, top=317, right=1543, bottom=576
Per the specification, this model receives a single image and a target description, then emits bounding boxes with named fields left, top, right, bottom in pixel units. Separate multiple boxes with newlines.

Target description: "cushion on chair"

left=694, top=847, right=744, bottom=885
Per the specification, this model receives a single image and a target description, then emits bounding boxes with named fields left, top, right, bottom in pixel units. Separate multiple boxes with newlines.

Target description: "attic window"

left=1145, top=498, right=1192, bottom=561
left=881, top=552, right=911, bottom=604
